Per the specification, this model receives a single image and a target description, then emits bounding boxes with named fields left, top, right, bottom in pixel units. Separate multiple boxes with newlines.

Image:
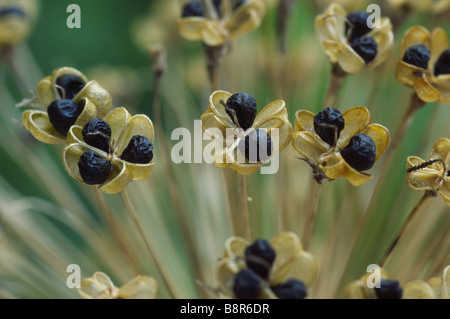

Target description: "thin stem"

left=379, top=191, right=434, bottom=267
left=204, top=44, right=228, bottom=91
left=277, top=0, right=294, bottom=55
left=302, top=181, right=324, bottom=251
left=240, top=174, right=250, bottom=240
left=121, top=189, right=179, bottom=298
left=92, top=187, right=140, bottom=275
left=323, top=63, right=347, bottom=107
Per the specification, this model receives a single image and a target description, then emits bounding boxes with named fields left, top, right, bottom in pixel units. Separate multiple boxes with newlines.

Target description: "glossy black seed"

left=403, top=45, right=431, bottom=69
left=0, top=6, right=26, bottom=18
left=182, top=1, right=204, bottom=17
left=225, top=92, right=257, bottom=130
left=120, top=135, right=154, bottom=164
left=238, top=129, right=273, bottom=163
left=341, top=133, right=376, bottom=172
left=271, top=279, right=308, bottom=299
left=233, top=269, right=261, bottom=299
left=375, top=280, right=403, bottom=299
left=78, top=151, right=112, bottom=185
left=434, top=48, right=450, bottom=76
left=351, top=37, right=378, bottom=64
left=245, top=239, right=276, bottom=279
left=82, top=118, right=112, bottom=153
left=56, top=74, right=86, bottom=100
left=345, top=11, right=371, bottom=42
left=313, top=107, right=345, bottom=146
left=47, top=99, right=83, bottom=136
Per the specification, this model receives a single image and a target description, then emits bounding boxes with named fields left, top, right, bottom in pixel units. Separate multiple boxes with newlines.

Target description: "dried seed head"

left=233, top=269, right=261, bottom=299
left=56, top=74, right=86, bottom=100
left=238, top=129, right=273, bottom=163
left=82, top=118, right=112, bottom=153
left=120, top=135, right=154, bottom=164
left=403, top=45, right=431, bottom=70
left=313, top=107, right=345, bottom=146
left=341, top=133, right=376, bottom=171
left=345, top=11, right=371, bottom=42
left=375, top=280, right=403, bottom=299
left=78, top=151, right=112, bottom=185
left=47, top=99, right=83, bottom=136
left=0, top=6, right=26, bottom=18
left=225, top=92, right=257, bottom=130
left=351, top=37, right=378, bottom=64
left=271, top=279, right=308, bottom=299
left=434, top=48, right=450, bottom=76
left=244, top=239, right=276, bottom=279
left=182, top=1, right=204, bottom=17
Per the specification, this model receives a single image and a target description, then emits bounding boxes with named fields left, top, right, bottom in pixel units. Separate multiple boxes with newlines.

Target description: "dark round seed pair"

left=0, top=6, right=26, bottom=18
left=314, top=107, right=345, bottom=147
left=434, top=48, right=450, bottom=76
left=351, top=37, right=378, bottom=64
left=245, top=239, right=276, bottom=279
left=271, top=279, right=308, bottom=299
left=78, top=151, right=112, bottom=185
left=238, top=129, right=273, bottom=163
left=375, top=280, right=403, bottom=299
left=345, top=11, right=371, bottom=42
left=120, top=135, right=154, bottom=164
left=225, top=92, right=257, bottom=131
left=403, top=45, right=431, bottom=70
left=82, top=118, right=112, bottom=153
left=48, top=99, right=83, bottom=136
left=233, top=269, right=261, bottom=299
left=56, top=74, right=86, bottom=100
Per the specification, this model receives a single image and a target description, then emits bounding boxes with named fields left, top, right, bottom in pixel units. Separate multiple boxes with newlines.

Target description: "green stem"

left=240, top=174, right=250, bottom=241
left=302, top=181, right=324, bottom=251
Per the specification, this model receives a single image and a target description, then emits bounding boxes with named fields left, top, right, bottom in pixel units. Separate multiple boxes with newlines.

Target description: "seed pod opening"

left=182, top=1, right=204, bottom=17
left=244, top=239, right=276, bottom=279
left=78, top=151, right=112, bottom=185
left=82, top=118, right=112, bottom=153
left=47, top=99, right=83, bottom=136
left=375, top=280, right=403, bottom=299
left=313, top=107, right=345, bottom=146
left=341, top=133, right=376, bottom=172
left=120, top=135, right=154, bottom=164
left=271, top=279, right=308, bottom=299
left=56, top=74, right=86, bottom=100
left=403, top=45, right=431, bottom=70
left=233, top=268, right=261, bottom=299
left=238, top=129, right=273, bottom=163
left=225, top=92, right=257, bottom=131
left=351, top=37, right=378, bottom=64
left=434, top=48, right=450, bottom=76
left=345, top=11, right=371, bottom=42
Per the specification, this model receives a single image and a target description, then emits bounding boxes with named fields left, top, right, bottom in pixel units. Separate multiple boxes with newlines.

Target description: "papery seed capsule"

left=245, top=239, right=276, bottom=279
left=271, top=279, right=308, bottom=299
left=238, top=129, right=273, bottom=163
left=120, top=135, right=154, bottom=164
left=403, top=45, right=431, bottom=70
left=345, top=11, right=371, bottom=42
left=313, top=107, right=345, bottom=146
left=341, top=133, right=376, bottom=171
left=56, top=74, right=86, bottom=100
left=82, top=118, right=112, bottom=153
left=78, top=151, right=112, bottom=185
left=233, top=269, right=261, bottom=299
left=47, top=99, right=83, bottom=136
left=375, top=280, right=403, bottom=299
left=225, top=92, right=257, bottom=130
left=182, top=1, right=204, bottom=17
left=434, top=48, right=450, bottom=76
left=0, top=6, right=26, bottom=18
left=351, top=37, right=378, bottom=64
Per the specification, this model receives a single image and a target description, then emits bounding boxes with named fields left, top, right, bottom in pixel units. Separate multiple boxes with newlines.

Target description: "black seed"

left=244, top=239, right=276, bottom=279
left=56, top=74, right=86, bottom=100
left=447, top=170, right=450, bottom=177
left=233, top=269, right=261, bottom=299
left=213, top=0, right=222, bottom=16
left=82, top=118, right=112, bottom=153
left=78, top=151, right=112, bottom=185
left=120, top=135, right=154, bottom=164
left=351, top=37, right=378, bottom=64
left=375, top=280, right=403, bottom=299
left=271, top=279, right=308, bottom=299
left=225, top=92, right=257, bottom=130
left=345, top=11, right=371, bottom=42
left=341, top=133, right=376, bottom=172
left=313, top=107, right=345, bottom=146
left=0, top=6, right=26, bottom=18
left=238, top=129, right=273, bottom=163
left=47, top=99, right=83, bottom=136
left=434, top=48, right=450, bottom=76
left=182, top=1, right=204, bottom=17
left=403, top=45, right=431, bottom=69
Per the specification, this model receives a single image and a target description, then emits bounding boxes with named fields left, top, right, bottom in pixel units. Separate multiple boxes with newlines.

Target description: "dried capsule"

left=402, top=45, right=431, bottom=70
left=313, top=107, right=345, bottom=147
left=271, top=279, right=308, bottom=299
left=341, top=133, right=376, bottom=172
left=238, top=129, right=273, bottom=163
left=225, top=92, right=257, bottom=130
left=120, top=135, right=154, bottom=164
left=78, top=151, right=112, bottom=185
left=182, top=1, right=204, bottom=17
left=351, top=37, right=378, bottom=64
left=233, top=269, right=261, bottom=299
left=375, top=280, right=403, bottom=299
left=82, top=118, right=112, bottom=153
left=244, top=239, right=276, bottom=279
left=434, top=48, right=450, bottom=76
left=0, top=6, right=26, bottom=18
left=56, top=74, right=86, bottom=100
left=47, top=99, right=83, bottom=136
left=345, top=11, right=371, bottom=42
